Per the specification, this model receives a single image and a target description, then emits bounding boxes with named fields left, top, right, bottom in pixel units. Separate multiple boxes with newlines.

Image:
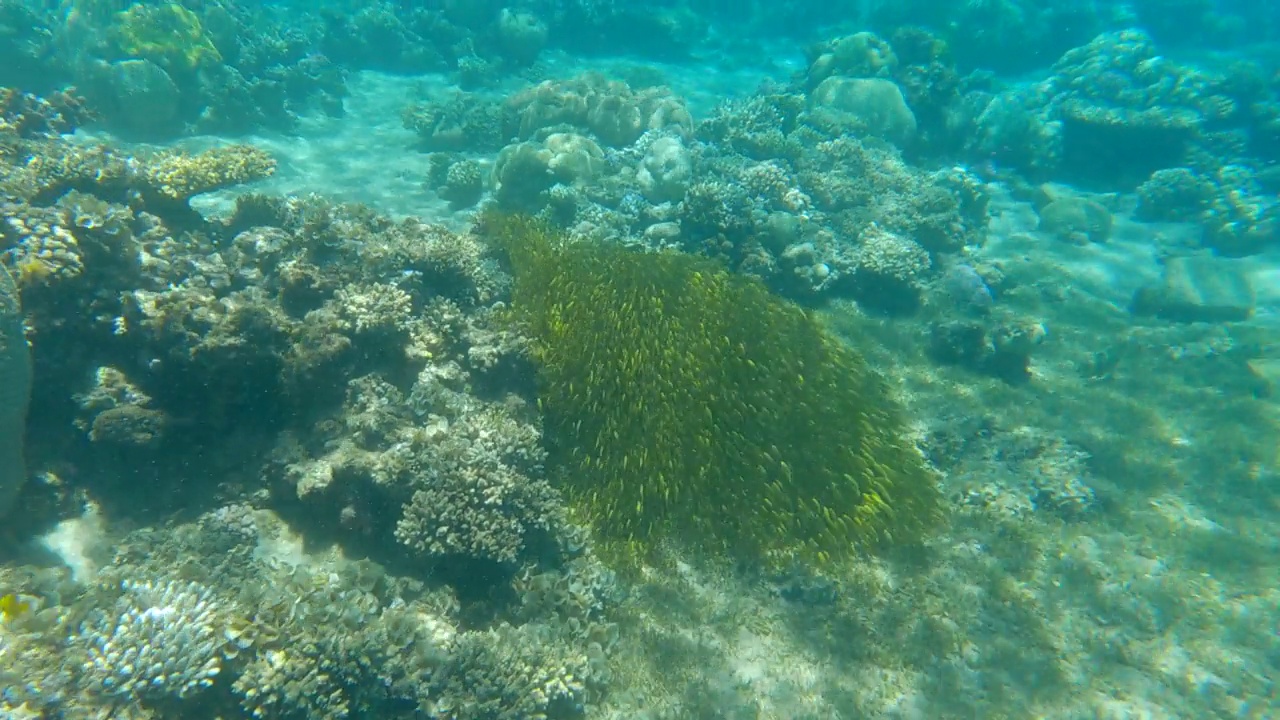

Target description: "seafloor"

left=2, top=14, right=1279, bottom=720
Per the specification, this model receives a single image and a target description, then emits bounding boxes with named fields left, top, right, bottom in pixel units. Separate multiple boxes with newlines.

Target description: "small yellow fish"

left=0, top=593, right=31, bottom=621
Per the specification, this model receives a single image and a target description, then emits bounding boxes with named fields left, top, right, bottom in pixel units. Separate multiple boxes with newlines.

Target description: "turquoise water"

left=0, top=1, right=1278, bottom=718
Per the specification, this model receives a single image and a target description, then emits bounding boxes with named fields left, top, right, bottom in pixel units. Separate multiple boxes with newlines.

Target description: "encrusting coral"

left=482, top=213, right=943, bottom=569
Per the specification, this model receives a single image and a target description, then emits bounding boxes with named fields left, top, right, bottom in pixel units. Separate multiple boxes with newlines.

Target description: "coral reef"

left=73, top=366, right=166, bottom=446
left=1, top=6, right=1279, bottom=717
left=0, top=138, right=275, bottom=212
left=275, top=360, right=559, bottom=566
left=968, top=29, right=1275, bottom=190
left=0, top=87, right=88, bottom=138
left=36, top=0, right=348, bottom=137
left=927, top=317, right=1048, bottom=384
left=1136, top=164, right=1279, bottom=256
left=0, top=500, right=611, bottom=719
left=428, top=622, right=589, bottom=719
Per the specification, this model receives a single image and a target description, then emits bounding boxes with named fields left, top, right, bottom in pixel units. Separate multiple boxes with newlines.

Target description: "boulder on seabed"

left=1130, top=255, right=1255, bottom=323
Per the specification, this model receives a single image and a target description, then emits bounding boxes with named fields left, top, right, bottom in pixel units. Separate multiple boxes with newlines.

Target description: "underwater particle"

left=481, top=214, right=943, bottom=568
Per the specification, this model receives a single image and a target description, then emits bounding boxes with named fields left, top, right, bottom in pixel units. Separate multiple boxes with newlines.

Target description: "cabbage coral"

left=483, top=214, right=941, bottom=567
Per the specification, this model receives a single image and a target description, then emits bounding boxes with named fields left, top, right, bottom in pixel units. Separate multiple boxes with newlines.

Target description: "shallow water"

left=1, top=2, right=1278, bottom=718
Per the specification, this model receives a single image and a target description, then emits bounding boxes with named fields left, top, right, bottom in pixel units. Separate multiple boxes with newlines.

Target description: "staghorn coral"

left=428, top=622, right=590, bottom=720
left=484, top=214, right=943, bottom=568
left=74, top=578, right=226, bottom=700
left=395, top=456, right=562, bottom=564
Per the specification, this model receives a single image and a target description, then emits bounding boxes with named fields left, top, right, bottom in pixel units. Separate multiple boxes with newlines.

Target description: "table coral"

left=138, top=145, right=276, bottom=203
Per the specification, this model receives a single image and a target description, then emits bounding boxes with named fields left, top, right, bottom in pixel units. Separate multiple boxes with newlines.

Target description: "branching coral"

left=483, top=214, right=943, bottom=568
left=74, top=578, right=226, bottom=700
left=428, top=622, right=590, bottom=720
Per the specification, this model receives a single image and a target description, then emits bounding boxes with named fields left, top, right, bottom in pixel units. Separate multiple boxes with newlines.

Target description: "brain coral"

left=482, top=214, right=942, bottom=568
